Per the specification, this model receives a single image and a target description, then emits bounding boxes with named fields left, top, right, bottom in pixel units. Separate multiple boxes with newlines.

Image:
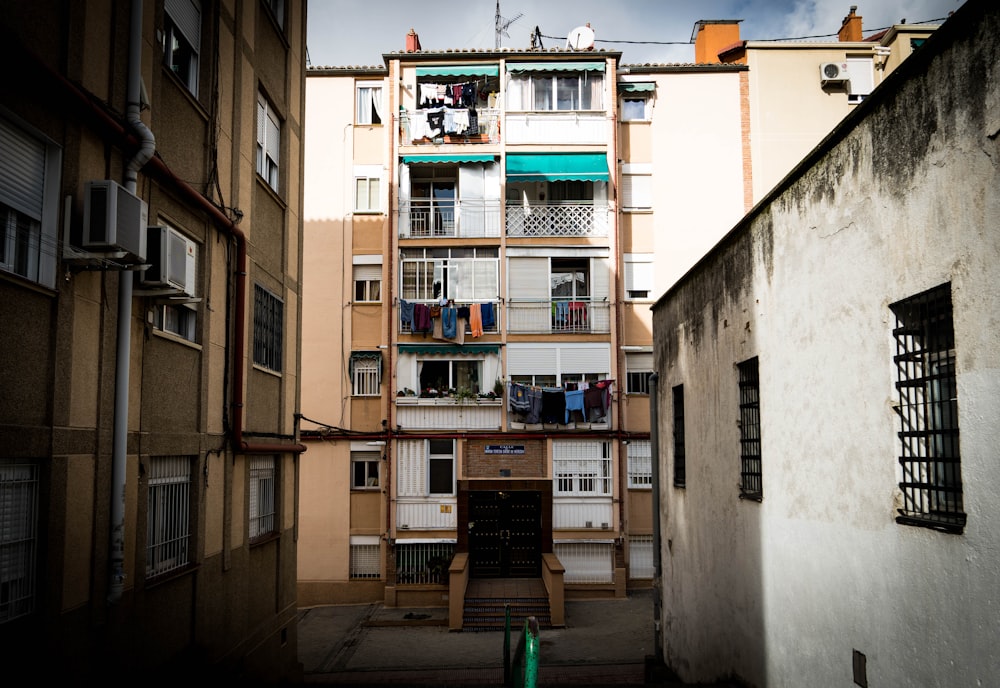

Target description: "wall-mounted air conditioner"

left=82, top=180, right=148, bottom=262
left=820, top=62, right=850, bottom=84
left=139, top=225, right=197, bottom=296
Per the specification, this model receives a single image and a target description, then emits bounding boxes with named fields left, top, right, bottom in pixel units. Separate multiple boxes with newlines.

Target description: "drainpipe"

left=648, top=373, right=663, bottom=664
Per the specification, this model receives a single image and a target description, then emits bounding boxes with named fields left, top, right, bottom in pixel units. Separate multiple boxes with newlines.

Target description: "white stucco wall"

left=653, top=3, right=1000, bottom=686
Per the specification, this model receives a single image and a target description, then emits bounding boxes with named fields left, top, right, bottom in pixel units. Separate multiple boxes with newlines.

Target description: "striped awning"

left=506, top=153, right=609, bottom=183
left=415, top=65, right=499, bottom=77
left=619, top=82, right=655, bottom=93
left=506, top=61, right=605, bottom=73
left=402, top=154, right=496, bottom=164
left=397, top=344, right=500, bottom=356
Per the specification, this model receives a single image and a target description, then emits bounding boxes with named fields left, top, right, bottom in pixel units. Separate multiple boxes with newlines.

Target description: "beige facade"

left=0, top=1, right=306, bottom=682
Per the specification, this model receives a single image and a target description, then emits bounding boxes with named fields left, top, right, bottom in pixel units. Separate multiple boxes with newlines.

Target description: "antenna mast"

left=495, top=0, right=523, bottom=49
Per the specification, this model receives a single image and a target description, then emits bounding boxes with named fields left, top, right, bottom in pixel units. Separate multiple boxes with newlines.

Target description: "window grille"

left=737, top=357, right=762, bottom=500
left=394, top=542, right=454, bottom=585
left=249, top=456, right=276, bottom=541
left=350, top=538, right=381, bottom=579
left=553, top=440, right=612, bottom=495
left=256, top=93, right=280, bottom=192
left=351, top=353, right=381, bottom=397
left=627, top=439, right=652, bottom=489
left=553, top=542, right=613, bottom=583
left=351, top=452, right=380, bottom=489
left=253, top=284, right=283, bottom=372
left=891, top=283, right=964, bottom=532
left=673, top=384, right=686, bottom=488
left=0, top=460, right=38, bottom=623
left=629, top=535, right=654, bottom=579
left=146, top=456, right=192, bottom=577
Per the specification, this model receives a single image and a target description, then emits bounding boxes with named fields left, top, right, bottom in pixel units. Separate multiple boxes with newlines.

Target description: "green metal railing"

left=504, top=605, right=539, bottom=688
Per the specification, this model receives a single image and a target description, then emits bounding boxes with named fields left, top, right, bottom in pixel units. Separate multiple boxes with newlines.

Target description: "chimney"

left=692, top=20, right=742, bottom=64
left=406, top=28, right=422, bottom=52
left=838, top=6, right=863, bottom=42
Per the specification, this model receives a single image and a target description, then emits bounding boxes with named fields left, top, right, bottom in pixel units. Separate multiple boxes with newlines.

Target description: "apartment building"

left=299, top=7, right=942, bottom=622
left=0, top=1, right=306, bottom=681
left=651, top=2, right=997, bottom=684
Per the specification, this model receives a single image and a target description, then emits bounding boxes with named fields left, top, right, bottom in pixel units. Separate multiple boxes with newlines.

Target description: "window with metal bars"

left=349, top=538, right=381, bottom=579
left=627, top=439, right=651, bottom=489
left=737, top=357, right=762, bottom=500
left=0, top=459, right=38, bottom=623
left=553, top=440, right=613, bottom=495
left=249, top=456, right=276, bottom=541
left=146, top=456, right=192, bottom=578
left=673, top=384, right=686, bottom=488
left=253, top=284, right=283, bottom=372
left=890, top=283, right=964, bottom=533
left=394, top=542, right=454, bottom=585
left=351, top=353, right=381, bottom=396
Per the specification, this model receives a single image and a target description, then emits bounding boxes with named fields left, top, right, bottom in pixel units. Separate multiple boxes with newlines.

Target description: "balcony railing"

left=504, top=111, right=606, bottom=145
left=506, top=299, right=610, bottom=334
left=395, top=397, right=503, bottom=431
left=399, top=300, right=500, bottom=335
left=400, top=108, right=501, bottom=144
left=399, top=200, right=502, bottom=238
left=506, top=203, right=609, bottom=238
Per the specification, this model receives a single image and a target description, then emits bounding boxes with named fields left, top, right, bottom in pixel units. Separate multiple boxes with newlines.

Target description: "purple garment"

left=413, top=303, right=432, bottom=332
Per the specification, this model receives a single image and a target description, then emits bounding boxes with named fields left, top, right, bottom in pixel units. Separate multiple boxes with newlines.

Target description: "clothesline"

left=508, top=380, right=615, bottom=425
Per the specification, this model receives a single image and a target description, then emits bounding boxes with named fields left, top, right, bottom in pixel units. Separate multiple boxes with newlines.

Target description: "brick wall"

left=463, top=438, right=547, bottom=478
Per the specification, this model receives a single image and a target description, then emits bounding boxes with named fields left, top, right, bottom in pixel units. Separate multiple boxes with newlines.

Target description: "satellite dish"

left=566, top=25, right=595, bottom=50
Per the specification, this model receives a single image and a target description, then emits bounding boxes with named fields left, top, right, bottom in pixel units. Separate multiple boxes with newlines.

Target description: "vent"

left=139, top=225, right=197, bottom=296
left=82, top=180, right=148, bottom=262
left=820, top=62, right=850, bottom=84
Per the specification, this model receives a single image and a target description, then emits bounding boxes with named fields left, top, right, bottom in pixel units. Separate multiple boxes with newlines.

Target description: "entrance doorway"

left=468, top=490, right=541, bottom=578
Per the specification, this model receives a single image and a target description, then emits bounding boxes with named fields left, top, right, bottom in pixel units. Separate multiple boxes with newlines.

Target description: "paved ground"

left=297, top=588, right=740, bottom=687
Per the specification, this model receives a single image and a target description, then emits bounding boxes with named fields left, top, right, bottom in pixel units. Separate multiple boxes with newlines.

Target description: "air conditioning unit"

left=82, top=180, right=148, bottom=262
left=820, top=62, right=850, bottom=84
left=139, top=225, right=197, bottom=296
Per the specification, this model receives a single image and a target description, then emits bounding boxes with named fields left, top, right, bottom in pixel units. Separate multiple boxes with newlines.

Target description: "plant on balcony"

left=454, top=387, right=475, bottom=403
left=493, top=378, right=504, bottom=396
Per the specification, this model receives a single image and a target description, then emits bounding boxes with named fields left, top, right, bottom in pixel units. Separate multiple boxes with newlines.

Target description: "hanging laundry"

left=469, top=303, right=483, bottom=338
left=466, top=108, right=480, bottom=136
left=509, top=382, right=530, bottom=414
left=419, top=83, right=439, bottom=107
left=564, top=388, right=585, bottom=424
left=452, top=109, right=470, bottom=134
left=541, top=388, right=566, bottom=424
left=413, top=303, right=432, bottom=333
left=462, top=82, right=477, bottom=108
left=441, top=307, right=457, bottom=339
left=426, top=109, right=445, bottom=137
left=480, top=302, right=494, bottom=330
left=399, top=299, right=414, bottom=329
left=584, top=386, right=604, bottom=421
left=526, top=387, right=543, bottom=424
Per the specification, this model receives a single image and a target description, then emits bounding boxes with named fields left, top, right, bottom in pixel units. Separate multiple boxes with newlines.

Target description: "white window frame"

left=349, top=535, right=381, bottom=579
left=163, top=0, right=201, bottom=96
left=847, top=56, right=874, bottom=104
left=249, top=455, right=276, bottom=541
left=507, top=71, right=603, bottom=112
left=256, top=92, right=281, bottom=192
left=427, top=438, right=455, bottom=496
left=353, top=262, right=382, bottom=302
left=146, top=455, right=192, bottom=577
left=621, top=96, right=650, bottom=122
left=553, top=440, right=613, bottom=496
left=624, top=253, right=653, bottom=301
left=354, top=165, right=382, bottom=213
left=0, top=112, right=61, bottom=289
left=153, top=303, right=197, bottom=341
left=625, top=351, right=654, bottom=395
left=356, top=81, right=384, bottom=125
left=621, top=163, right=652, bottom=211
left=400, top=247, right=499, bottom=303
left=351, top=451, right=381, bottom=490
left=0, top=459, right=38, bottom=623
left=351, top=354, right=381, bottom=397
left=627, top=439, right=652, bottom=489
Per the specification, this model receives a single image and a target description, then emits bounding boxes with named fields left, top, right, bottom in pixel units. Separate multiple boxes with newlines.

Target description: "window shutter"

left=396, top=440, right=425, bottom=497
left=625, top=255, right=653, bottom=293
left=507, top=345, right=557, bottom=376
left=622, top=174, right=652, bottom=209
left=626, top=352, right=654, bottom=372
left=354, top=264, right=381, bottom=282
left=265, top=110, right=280, bottom=161
left=507, top=257, right=549, bottom=300
left=560, top=344, right=610, bottom=376
left=165, top=0, right=201, bottom=53
left=847, top=57, right=874, bottom=96
left=0, top=117, right=45, bottom=220
left=591, top=257, right=609, bottom=300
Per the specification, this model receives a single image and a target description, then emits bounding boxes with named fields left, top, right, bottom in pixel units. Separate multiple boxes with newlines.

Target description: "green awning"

left=506, top=153, right=609, bottom=183
left=402, top=154, right=496, bottom=164
left=398, top=344, right=500, bottom=355
left=349, top=351, right=382, bottom=377
left=415, top=65, right=500, bottom=77
left=619, top=82, right=655, bottom=93
left=506, top=61, right=605, bottom=73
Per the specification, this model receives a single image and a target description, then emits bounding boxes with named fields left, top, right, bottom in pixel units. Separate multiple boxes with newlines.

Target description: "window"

left=351, top=451, right=380, bottom=489
left=146, top=455, right=192, bottom=577
left=621, top=97, right=649, bottom=122
left=737, top=357, right=762, bottom=500
left=264, top=0, right=284, bottom=28
left=621, top=164, right=652, bottom=210
left=353, top=262, right=382, bottom=302
left=249, top=455, right=276, bottom=541
left=163, top=0, right=201, bottom=96
left=253, top=284, right=283, bottom=372
left=153, top=303, right=197, bottom=341
left=354, top=166, right=382, bottom=213
left=0, top=113, right=60, bottom=289
left=356, top=81, right=384, bottom=125
left=847, top=57, right=874, bottom=104
left=629, top=534, right=654, bottom=579
left=673, top=384, right=686, bottom=488
left=395, top=541, right=454, bottom=585
left=891, top=283, right=963, bottom=532
left=553, top=440, right=612, bottom=495
left=624, top=253, right=653, bottom=300
left=350, top=352, right=382, bottom=397
left=627, top=439, right=651, bottom=489
left=349, top=536, right=380, bottom=579
left=0, top=459, right=38, bottom=623
left=418, top=358, right=481, bottom=396
left=400, top=247, right=498, bottom=303
left=508, top=71, right=603, bottom=111
left=256, top=92, right=280, bottom=192
left=427, top=439, right=455, bottom=495
left=625, top=352, right=654, bottom=394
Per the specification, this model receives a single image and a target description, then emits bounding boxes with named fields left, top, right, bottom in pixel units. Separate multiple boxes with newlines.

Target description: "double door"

left=468, top=490, right=541, bottom=578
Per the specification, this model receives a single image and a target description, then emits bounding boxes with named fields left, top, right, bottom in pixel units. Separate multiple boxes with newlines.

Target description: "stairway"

left=462, top=578, right=552, bottom=632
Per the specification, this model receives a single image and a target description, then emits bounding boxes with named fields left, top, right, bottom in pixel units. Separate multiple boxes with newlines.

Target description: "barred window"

left=673, top=384, right=686, bottom=488
left=394, top=541, right=453, bottom=585
left=627, top=439, right=651, bottom=489
left=625, top=352, right=653, bottom=394
left=0, top=459, right=38, bottom=623
left=629, top=534, right=654, bottom=579
left=737, top=357, right=762, bottom=501
left=147, top=456, right=192, bottom=577
left=350, top=353, right=381, bottom=397
left=253, top=284, right=283, bottom=372
left=249, top=456, right=276, bottom=541
left=350, top=536, right=380, bottom=579
left=891, top=283, right=964, bottom=533
left=553, top=440, right=612, bottom=496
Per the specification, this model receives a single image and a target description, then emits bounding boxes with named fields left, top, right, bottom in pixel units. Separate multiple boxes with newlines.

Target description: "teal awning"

left=415, top=65, right=500, bottom=77
left=402, top=154, right=496, bottom=164
left=398, top=344, right=500, bottom=355
left=506, top=153, right=609, bottom=182
left=619, top=82, right=655, bottom=93
left=506, top=61, right=605, bottom=73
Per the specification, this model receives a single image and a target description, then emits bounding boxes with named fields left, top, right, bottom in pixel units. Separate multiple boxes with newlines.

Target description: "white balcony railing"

left=505, top=203, right=609, bottom=238
left=504, top=111, right=607, bottom=145
left=399, top=200, right=502, bottom=238
left=395, top=397, right=503, bottom=430
left=553, top=497, right=615, bottom=530
left=506, top=299, right=610, bottom=334
left=396, top=498, right=458, bottom=531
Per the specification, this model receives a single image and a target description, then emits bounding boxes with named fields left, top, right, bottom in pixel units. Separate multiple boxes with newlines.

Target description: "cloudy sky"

left=305, top=0, right=967, bottom=68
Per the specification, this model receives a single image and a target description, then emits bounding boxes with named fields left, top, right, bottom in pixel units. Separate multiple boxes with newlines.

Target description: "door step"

left=462, top=596, right=552, bottom=632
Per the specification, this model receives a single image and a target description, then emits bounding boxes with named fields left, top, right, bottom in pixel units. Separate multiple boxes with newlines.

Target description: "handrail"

left=504, top=611, right=539, bottom=688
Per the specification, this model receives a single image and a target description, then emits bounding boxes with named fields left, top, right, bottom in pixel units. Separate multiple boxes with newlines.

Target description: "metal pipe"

left=649, top=372, right=663, bottom=664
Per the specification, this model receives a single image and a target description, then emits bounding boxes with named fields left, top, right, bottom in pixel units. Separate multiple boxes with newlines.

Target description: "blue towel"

left=442, top=307, right=457, bottom=339
left=399, top=299, right=414, bottom=327
left=480, top=302, right=495, bottom=330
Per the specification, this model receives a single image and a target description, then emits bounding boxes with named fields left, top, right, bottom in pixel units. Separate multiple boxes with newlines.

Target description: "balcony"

left=506, top=203, right=609, bottom=238
left=398, top=301, right=500, bottom=336
left=399, top=200, right=502, bottom=239
left=395, top=396, right=503, bottom=430
left=400, top=108, right=501, bottom=145
left=504, top=111, right=606, bottom=145
left=506, top=299, right=610, bottom=334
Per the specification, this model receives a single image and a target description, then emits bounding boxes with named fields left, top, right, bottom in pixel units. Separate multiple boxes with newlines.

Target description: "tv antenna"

left=495, top=1, right=523, bottom=49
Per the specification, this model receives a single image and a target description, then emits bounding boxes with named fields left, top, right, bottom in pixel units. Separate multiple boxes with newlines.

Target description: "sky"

left=305, top=0, right=967, bottom=68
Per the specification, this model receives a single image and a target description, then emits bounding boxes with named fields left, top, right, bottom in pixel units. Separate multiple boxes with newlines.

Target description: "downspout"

left=648, top=373, right=663, bottom=664
left=109, top=0, right=156, bottom=605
